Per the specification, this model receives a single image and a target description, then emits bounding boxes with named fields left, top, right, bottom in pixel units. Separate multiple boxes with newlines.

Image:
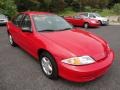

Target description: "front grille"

left=0, top=20, right=4, bottom=21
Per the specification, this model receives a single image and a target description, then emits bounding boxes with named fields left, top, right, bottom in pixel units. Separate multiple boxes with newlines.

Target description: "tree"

left=15, top=0, right=38, bottom=12
left=112, top=3, right=120, bottom=14
left=0, top=0, right=17, bottom=19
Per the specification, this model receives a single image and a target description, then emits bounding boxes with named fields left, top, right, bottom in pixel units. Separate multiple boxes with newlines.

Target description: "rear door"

left=73, top=16, right=84, bottom=26
left=7, top=14, right=25, bottom=45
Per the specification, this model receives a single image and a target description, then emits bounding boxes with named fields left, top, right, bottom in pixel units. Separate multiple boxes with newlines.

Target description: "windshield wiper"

left=38, top=28, right=72, bottom=32
left=38, top=29, right=56, bottom=32
left=62, top=28, right=73, bottom=30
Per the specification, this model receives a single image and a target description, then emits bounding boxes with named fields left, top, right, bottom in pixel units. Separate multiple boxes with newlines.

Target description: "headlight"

left=91, top=21, right=96, bottom=23
left=62, top=56, right=95, bottom=65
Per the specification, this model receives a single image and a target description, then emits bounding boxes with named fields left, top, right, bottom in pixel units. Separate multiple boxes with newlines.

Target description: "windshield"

left=94, top=13, right=101, bottom=17
left=33, top=15, right=73, bottom=32
left=0, top=14, right=6, bottom=19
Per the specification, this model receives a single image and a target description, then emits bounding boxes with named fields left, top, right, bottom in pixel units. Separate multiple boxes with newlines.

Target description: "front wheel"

left=83, top=23, right=89, bottom=28
left=8, top=34, right=16, bottom=47
left=39, top=51, right=58, bottom=80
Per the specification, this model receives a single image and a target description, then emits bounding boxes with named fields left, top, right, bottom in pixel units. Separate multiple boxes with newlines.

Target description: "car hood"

left=97, top=17, right=108, bottom=21
left=40, top=29, right=108, bottom=61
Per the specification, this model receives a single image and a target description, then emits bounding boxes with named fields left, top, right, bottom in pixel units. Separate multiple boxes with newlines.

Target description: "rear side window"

left=21, top=15, right=31, bottom=28
left=83, top=13, right=88, bottom=17
left=89, top=14, right=95, bottom=18
left=13, top=14, right=24, bottom=27
left=79, top=13, right=88, bottom=17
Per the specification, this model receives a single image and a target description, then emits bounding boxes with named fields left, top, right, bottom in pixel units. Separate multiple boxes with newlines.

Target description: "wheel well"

left=38, top=49, right=51, bottom=57
left=98, top=20, right=102, bottom=25
left=37, top=49, right=57, bottom=62
left=84, top=22, right=89, bottom=24
left=98, top=20, right=102, bottom=23
left=84, top=22, right=89, bottom=26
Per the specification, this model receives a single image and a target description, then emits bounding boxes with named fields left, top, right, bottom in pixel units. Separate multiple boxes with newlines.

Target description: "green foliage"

left=0, top=0, right=17, bottom=19
left=84, top=6, right=92, bottom=12
left=84, top=6, right=102, bottom=13
left=51, top=0, right=65, bottom=12
left=59, top=7, right=76, bottom=16
left=15, top=0, right=38, bottom=12
left=112, top=3, right=120, bottom=15
left=64, top=0, right=73, bottom=6
left=99, top=9, right=114, bottom=16
left=72, top=1, right=80, bottom=12
left=0, top=0, right=119, bottom=18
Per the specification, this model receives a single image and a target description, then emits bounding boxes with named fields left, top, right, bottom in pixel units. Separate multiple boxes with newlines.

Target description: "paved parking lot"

left=0, top=25, right=120, bottom=90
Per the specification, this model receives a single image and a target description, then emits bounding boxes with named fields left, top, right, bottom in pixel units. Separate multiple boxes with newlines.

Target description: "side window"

left=21, top=15, right=31, bottom=31
left=74, top=15, right=81, bottom=19
left=13, top=14, right=24, bottom=26
left=89, top=14, right=95, bottom=18
left=84, top=13, right=88, bottom=17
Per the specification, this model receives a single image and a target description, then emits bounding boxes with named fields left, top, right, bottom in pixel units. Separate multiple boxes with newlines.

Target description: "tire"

left=39, top=51, right=58, bottom=80
left=8, top=34, right=16, bottom=47
left=84, top=23, right=89, bottom=28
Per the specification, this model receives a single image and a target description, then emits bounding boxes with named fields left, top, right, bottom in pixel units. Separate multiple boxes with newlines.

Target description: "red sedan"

left=64, top=15, right=100, bottom=28
left=7, top=12, right=114, bottom=82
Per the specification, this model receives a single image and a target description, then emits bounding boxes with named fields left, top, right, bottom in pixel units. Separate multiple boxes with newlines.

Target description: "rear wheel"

left=84, top=23, right=89, bottom=28
left=8, top=34, right=16, bottom=47
left=39, top=51, right=58, bottom=80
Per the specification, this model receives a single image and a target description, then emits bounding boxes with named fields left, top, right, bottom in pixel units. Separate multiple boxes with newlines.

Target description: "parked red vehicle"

left=64, top=15, right=100, bottom=28
left=7, top=11, right=114, bottom=82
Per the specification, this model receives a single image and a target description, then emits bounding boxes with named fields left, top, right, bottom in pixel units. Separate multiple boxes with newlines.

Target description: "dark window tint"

left=83, top=13, right=88, bottom=17
left=79, top=13, right=88, bottom=17
left=13, top=14, right=24, bottom=26
left=89, top=14, right=95, bottom=18
left=21, top=15, right=31, bottom=29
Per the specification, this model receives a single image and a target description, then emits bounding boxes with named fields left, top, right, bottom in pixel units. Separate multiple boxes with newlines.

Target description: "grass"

left=98, top=9, right=115, bottom=17
left=58, top=8, right=118, bottom=17
left=58, top=7, right=77, bottom=16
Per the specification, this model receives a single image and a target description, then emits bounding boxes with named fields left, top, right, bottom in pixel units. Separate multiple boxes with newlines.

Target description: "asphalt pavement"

left=0, top=25, right=120, bottom=90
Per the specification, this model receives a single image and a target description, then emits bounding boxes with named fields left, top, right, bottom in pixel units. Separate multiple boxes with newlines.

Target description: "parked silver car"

left=79, top=12, right=109, bottom=25
left=0, top=14, right=8, bottom=25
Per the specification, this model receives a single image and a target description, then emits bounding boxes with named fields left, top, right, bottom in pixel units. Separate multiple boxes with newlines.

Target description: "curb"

left=109, top=23, right=120, bottom=25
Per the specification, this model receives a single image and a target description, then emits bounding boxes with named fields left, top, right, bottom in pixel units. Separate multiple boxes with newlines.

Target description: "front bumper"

left=0, top=20, right=8, bottom=24
left=58, top=50, right=114, bottom=82
left=101, top=20, right=109, bottom=25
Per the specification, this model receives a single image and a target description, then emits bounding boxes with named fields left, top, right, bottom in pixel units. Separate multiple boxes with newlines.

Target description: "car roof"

left=20, top=11, right=54, bottom=15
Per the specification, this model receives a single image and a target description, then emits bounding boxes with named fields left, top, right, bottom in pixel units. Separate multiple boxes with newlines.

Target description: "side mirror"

left=22, top=27, right=32, bottom=32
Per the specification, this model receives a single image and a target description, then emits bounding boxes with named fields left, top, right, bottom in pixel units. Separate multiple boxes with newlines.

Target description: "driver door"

left=18, top=15, right=37, bottom=56
left=73, top=16, right=84, bottom=26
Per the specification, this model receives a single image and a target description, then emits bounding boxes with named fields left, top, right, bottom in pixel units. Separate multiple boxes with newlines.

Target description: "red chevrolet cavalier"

left=64, top=15, right=100, bottom=28
left=7, top=12, right=114, bottom=82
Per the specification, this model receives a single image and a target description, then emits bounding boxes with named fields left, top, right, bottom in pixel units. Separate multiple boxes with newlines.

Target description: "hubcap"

left=9, top=35, right=13, bottom=45
left=84, top=23, right=88, bottom=28
left=41, top=57, right=53, bottom=75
